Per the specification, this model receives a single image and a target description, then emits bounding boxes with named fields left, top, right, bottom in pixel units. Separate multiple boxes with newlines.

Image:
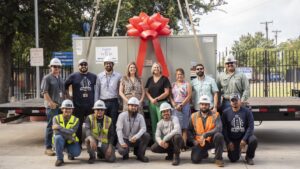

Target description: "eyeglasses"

left=80, top=63, right=87, bottom=66
left=226, top=62, right=234, bottom=65
left=52, top=66, right=61, bottom=69
left=196, top=68, right=204, bottom=70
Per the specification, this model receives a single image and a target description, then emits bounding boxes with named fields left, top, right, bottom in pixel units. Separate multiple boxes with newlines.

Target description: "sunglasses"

left=52, top=66, right=61, bottom=69
left=226, top=62, right=234, bottom=65
left=196, top=68, right=204, bottom=70
left=80, top=63, right=87, bottom=66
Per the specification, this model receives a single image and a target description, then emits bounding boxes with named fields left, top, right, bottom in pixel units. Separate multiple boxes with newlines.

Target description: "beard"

left=80, top=67, right=88, bottom=73
left=197, top=71, right=204, bottom=77
left=200, top=108, right=210, bottom=113
left=128, top=110, right=138, bottom=116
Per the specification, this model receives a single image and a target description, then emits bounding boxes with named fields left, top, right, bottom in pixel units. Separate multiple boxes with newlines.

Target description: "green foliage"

left=279, top=37, right=300, bottom=51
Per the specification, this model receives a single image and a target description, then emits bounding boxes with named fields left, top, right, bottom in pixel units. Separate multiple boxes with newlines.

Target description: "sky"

left=199, top=0, right=300, bottom=52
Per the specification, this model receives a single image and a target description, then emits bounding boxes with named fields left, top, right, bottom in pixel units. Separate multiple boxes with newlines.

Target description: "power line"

left=260, top=21, right=273, bottom=41
left=272, top=30, right=282, bottom=45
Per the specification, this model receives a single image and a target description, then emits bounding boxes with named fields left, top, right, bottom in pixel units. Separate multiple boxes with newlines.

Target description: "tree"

left=0, top=0, right=226, bottom=103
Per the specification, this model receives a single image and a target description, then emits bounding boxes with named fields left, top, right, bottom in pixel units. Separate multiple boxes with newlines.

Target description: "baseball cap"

left=78, top=59, right=87, bottom=65
left=230, top=93, right=240, bottom=101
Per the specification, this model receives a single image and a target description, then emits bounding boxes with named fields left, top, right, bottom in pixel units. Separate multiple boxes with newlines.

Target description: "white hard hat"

left=78, top=59, right=87, bottom=65
left=160, top=102, right=172, bottom=112
left=103, top=56, right=114, bottom=63
left=49, top=58, right=62, bottom=66
left=128, top=97, right=139, bottom=105
left=224, top=54, right=237, bottom=64
left=198, top=95, right=211, bottom=104
left=93, top=100, right=107, bottom=109
left=61, top=99, right=74, bottom=109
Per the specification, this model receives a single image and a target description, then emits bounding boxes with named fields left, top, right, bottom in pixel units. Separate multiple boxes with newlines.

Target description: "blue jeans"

left=45, top=108, right=60, bottom=149
left=54, top=135, right=81, bottom=160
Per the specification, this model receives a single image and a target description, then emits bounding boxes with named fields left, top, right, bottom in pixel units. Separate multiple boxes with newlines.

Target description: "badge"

left=83, top=93, right=88, bottom=98
left=98, top=141, right=102, bottom=148
left=59, top=92, right=63, bottom=98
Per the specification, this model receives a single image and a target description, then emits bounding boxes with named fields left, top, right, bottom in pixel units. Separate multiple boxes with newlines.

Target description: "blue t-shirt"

left=65, top=72, right=97, bottom=108
left=222, top=106, right=254, bottom=142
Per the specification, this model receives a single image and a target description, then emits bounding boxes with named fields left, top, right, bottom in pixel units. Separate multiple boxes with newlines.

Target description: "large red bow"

left=127, top=12, right=171, bottom=77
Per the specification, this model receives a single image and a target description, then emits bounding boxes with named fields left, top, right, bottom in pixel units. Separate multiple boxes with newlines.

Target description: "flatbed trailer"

left=0, top=97, right=300, bottom=123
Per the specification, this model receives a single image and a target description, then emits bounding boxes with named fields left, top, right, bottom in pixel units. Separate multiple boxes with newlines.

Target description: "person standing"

left=65, top=59, right=97, bottom=145
left=52, top=99, right=81, bottom=167
left=116, top=97, right=150, bottom=162
left=151, top=102, right=183, bottom=166
left=191, top=64, right=219, bottom=112
left=119, top=62, right=145, bottom=114
left=217, top=55, right=250, bottom=112
left=222, top=93, right=257, bottom=165
left=41, top=58, right=65, bottom=156
left=95, top=56, right=122, bottom=128
left=85, top=100, right=116, bottom=164
left=145, top=62, right=171, bottom=140
left=188, top=95, right=224, bottom=167
left=169, top=68, right=191, bottom=150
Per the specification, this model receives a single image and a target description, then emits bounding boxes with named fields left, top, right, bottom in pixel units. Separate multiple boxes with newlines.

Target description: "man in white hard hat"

left=85, top=100, right=116, bottom=164
left=65, top=59, right=97, bottom=146
left=41, top=58, right=65, bottom=156
left=52, top=99, right=81, bottom=167
left=95, top=56, right=122, bottom=131
left=150, top=102, right=183, bottom=166
left=188, top=95, right=224, bottom=167
left=116, top=97, right=150, bottom=162
left=216, top=54, right=250, bottom=112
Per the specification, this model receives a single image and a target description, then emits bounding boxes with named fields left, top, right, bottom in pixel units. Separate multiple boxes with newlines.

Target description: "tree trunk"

left=0, top=35, right=13, bottom=103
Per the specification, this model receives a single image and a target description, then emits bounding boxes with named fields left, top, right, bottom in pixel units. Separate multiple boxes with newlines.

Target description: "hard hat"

left=49, top=58, right=62, bottom=66
left=230, top=93, right=241, bottom=101
left=198, top=95, right=211, bottom=104
left=103, top=56, right=114, bottom=63
left=128, top=97, right=139, bottom=105
left=60, top=99, right=74, bottom=109
left=78, top=59, right=87, bottom=65
left=92, top=100, right=107, bottom=109
left=224, top=54, right=237, bottom=64
left=160, top=102, right=172, bottom=112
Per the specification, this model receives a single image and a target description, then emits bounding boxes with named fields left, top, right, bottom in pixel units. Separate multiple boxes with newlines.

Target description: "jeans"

left=151, top=134, right=183, bottom=155
left=45, top=108, right=60, bottom=149
left=54, top=135, right=81, bottom=160
left=73, top=106, right=93, bottom=145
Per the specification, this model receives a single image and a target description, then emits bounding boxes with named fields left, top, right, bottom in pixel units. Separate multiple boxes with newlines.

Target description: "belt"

left=102, top=98, right=118, bottom=102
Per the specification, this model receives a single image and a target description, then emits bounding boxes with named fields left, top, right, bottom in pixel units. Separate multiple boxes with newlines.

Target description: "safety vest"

left=191, top=111, right=219, bottom=146
left=88, top=114, right=112, bottom=144
left=52, top=114, right=79, bottom=144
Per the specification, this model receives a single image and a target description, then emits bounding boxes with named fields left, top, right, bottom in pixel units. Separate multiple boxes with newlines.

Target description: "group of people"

left=41, top=55, right=257, bottom=167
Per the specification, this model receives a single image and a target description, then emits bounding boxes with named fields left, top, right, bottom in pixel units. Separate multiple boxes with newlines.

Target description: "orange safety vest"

left=191, top=111, right=219, bottom=146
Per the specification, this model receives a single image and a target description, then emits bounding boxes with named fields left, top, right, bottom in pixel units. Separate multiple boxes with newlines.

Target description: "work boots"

left=55, top=159, right=64, bottom=167
left=45, top=148, right=55, bottom=156
left=172, top=154, right=180, bottom=166
left=88, top=156, right=96, bottom=164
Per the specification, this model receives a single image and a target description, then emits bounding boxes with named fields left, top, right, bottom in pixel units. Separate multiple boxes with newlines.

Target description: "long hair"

left=125, top=62, right=141, bottom=82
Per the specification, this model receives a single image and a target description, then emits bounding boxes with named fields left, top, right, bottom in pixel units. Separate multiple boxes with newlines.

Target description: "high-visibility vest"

left=52, top=114, right=79, bottom=144
left=191, top=111, right=219, bottom=146
left=88, top=114, right=111, bottom=144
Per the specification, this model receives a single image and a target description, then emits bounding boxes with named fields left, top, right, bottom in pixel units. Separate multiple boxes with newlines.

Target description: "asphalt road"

left=0, top=121, right=299, bottom=169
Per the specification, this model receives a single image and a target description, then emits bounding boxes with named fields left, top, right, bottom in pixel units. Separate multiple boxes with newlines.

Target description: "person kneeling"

left=151, top=102, right=183, bottom=165
left=116, top=97, right=150, bottom=162
left=188, top=95, right=224, bottom=167
left=52, top=100, right=81, bottom=167
left=85, top=100, right=116, bottom=164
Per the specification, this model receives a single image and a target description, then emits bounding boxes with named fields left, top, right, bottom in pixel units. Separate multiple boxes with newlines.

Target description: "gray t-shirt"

left=41, top=73, right=65, bottom=108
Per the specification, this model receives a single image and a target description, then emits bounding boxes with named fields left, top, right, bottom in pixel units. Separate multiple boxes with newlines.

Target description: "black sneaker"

left=165, top=154, right=173, bottom=160
left=55, top=159, right=64, bottom=167
left=88, top=156, right=96, bottom=164
left=123, top=154, right=129, bottom=160
left=137, top=156, right=149, bottom=163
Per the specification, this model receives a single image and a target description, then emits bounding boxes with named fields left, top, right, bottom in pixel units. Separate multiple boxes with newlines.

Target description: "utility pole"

left=34, top=0, right=40, bottom=99
left=272, top=30, right=282, bottom=45
left=260, top=21, right=273, bottom=97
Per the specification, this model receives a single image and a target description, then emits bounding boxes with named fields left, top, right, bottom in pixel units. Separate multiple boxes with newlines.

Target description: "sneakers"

left=172, top=154, right=180, bottom=166
left=45, top=148, right=55, bottom=156
left=165, top=153, right=173, bottom=161
left=137, top=156, right=149, bottom=163
left=68, top=154, right=75, bottom=160
left=245, top=157, right=254, bottom=165
left=215, top=159, right=224, bottom=167
left=88, top=156, right=96, bottom=164
left=55, top=159, right=64, bottom=167
left=123, top=154, right=129, bottom=160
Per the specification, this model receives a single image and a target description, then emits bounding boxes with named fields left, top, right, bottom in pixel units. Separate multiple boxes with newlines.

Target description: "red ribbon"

left=127, top=12, right=171, bottom=77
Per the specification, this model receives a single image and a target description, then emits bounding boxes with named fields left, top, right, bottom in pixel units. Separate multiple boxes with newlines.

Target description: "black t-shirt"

left=145, top=75, right=171, bottom=101
left=65, top=72, right=97, bottom=108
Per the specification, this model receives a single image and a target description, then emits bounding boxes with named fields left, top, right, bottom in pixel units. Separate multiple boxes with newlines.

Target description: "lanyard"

left=129, top=115, right=137, bottom=135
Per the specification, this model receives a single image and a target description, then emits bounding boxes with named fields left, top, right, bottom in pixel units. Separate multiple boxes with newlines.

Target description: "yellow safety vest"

left=88, top=114, right=112, bottom=144
left=52, top=114, right=79, bottom=144
left=191, top=111, right=219, bottom=147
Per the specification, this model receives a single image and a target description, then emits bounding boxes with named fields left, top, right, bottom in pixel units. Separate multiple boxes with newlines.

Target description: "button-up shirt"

left=216, top=70, right=250, bottom=102
left=191, top=75, right=219, bottom=110
left=94, top=71, right=122, bottom=101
